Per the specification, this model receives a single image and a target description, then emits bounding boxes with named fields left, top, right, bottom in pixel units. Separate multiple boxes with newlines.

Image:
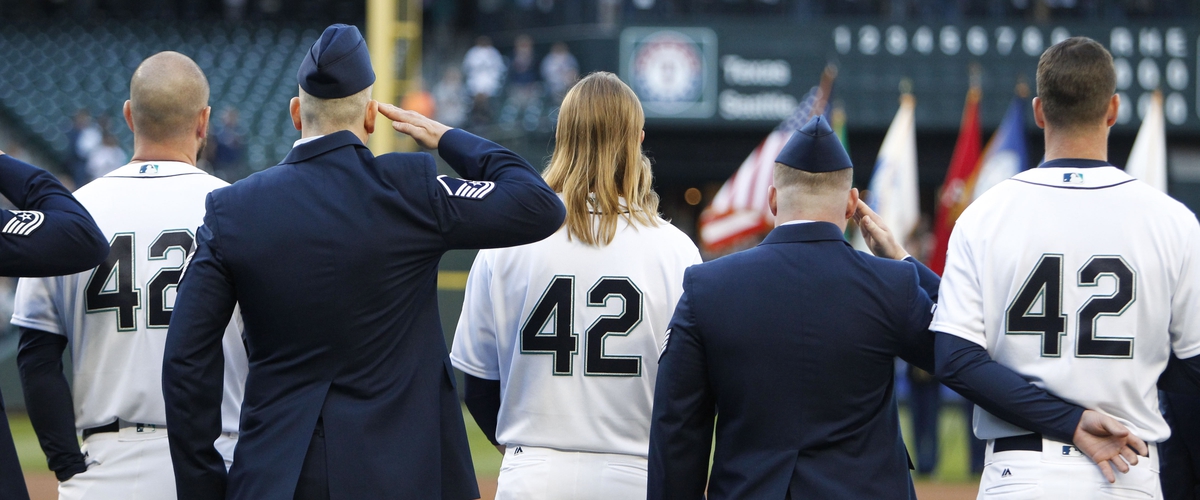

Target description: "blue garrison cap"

left=775, top=116, right=852, bottom=172
left=297, top=24, right=376, bottom=99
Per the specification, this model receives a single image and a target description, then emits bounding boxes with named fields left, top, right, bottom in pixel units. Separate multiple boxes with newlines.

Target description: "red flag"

left=929, top=87, right=981, bottom=275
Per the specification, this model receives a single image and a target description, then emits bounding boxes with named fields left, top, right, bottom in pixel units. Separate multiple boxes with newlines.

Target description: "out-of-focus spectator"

left=67, top=109, right=100, bottom=187
left=211, top=108, right=245, bottom=181
left=86, top=132, right=126, bottom=180
left=462, top=36, right=505, bottom=127
left=541, top=41, right=579, bottom=104
left=224, top=0, right=246, bottom=20
left=500, top=34, right=543, bottom=131
left=433, top=67, right=469, bottom=128
left=401, top=77, right=436, bottom=119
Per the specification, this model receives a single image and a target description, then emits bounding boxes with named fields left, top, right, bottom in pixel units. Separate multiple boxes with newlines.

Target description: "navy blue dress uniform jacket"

left=0, top=154, right=106, bottom=500
left=648, top=222, right=939, bottom=500
left=0, top=154, right=108, bottom=277
left=162, top=129, right=565, bottom=500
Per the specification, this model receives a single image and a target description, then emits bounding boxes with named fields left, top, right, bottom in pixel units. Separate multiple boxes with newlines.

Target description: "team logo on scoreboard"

left=620, top=27, right=717, bottom=119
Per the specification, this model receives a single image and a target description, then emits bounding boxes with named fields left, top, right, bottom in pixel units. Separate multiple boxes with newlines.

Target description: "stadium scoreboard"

left=619, top=22, right=1199, bottom=133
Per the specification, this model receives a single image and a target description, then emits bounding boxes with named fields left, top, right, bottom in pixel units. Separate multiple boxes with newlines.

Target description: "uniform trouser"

left=1161, top=391, right=1200, bottom=500
left=495, top=445, right=647, bottom=500
left=294, top=425, right=329, bottom=500
left=1, top=389, right=31, bottom=500
left=59, top=425, right=237, bottom=500
left=909, top=374, right=940, bottom=475
left=978, top=436, right=1162, bottom=499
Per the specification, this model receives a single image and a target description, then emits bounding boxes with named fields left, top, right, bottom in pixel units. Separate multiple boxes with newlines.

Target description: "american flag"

left=698, top=65, right=837, bottom=254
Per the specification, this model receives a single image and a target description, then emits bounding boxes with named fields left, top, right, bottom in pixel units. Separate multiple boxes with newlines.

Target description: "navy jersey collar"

left=760, top=221, right=849, bottom=246
left=280, top=130, right=368, bottom=165
left=1038, top=158, right=1113, bottom=169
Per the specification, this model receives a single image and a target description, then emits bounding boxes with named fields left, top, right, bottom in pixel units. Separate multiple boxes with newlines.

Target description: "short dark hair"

left=1036, top=37, right=1116, bottom=129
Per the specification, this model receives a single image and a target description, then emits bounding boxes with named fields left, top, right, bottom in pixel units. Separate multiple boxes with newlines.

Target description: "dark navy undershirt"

left=934, top=333, right=1084, bottom=442
left=1037, top=158, right=1114, bottom=169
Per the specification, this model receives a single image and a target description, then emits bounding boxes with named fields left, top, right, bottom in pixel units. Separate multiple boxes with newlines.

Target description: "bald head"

left=129, top=51, right=209, bottom=142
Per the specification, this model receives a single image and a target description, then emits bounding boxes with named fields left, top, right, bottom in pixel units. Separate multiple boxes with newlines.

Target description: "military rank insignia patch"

left=437, top=175, right=495, bottom=200
left=3, top=210, right=44, bottom=236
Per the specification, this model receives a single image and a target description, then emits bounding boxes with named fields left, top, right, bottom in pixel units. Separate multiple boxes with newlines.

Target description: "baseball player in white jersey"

left=931, top=37, right=1200, bottom=498
left=451, top=72, right=701, bottom=500
left=10, top=52, right=246, bottom=500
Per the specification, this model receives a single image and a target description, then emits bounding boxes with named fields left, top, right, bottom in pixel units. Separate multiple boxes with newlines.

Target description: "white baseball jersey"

left=451, top=214, right=701, bottom=457
left=11, top=161, right=247, bottom=434
left=931, top=162, right=1200, bottom=442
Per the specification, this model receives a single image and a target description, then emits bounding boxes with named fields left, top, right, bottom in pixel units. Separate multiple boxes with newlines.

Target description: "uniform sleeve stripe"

left=19, top=212, right=44, bottom=235
left=3, top=211, right=44, bottom=236
left=436, top=175, right=456, bottom=196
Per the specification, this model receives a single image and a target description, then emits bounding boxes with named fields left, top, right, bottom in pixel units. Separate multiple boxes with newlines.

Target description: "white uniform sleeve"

left=450, top=250, right=502, bottom=380
left=930, top=220, right=987, bottom=347
left=1170, top=219, right=1200, bottom=359
left=10, top=276, right=65, bottom=335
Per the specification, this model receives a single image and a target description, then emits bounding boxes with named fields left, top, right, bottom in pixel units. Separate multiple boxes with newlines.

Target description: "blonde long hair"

left=543, top=72, right=659, bottom=246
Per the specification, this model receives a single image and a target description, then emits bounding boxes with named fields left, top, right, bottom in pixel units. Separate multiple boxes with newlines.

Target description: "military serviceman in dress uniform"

left=12, top=51, right=247, bottom=500
left=0, top=151, right=107, bottom=500
left=162, top=24, right=565, bottom=500
left=647, top=115, right=1144, bottom=499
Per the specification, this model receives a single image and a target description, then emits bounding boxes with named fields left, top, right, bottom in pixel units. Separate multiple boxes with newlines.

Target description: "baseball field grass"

left=8, top=405, right=979, bottom=499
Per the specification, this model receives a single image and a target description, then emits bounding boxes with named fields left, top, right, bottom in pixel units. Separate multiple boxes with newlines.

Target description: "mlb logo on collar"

left=139, top=164, right=160, bottom=175
left=1062, top=172, right=1084, bottom=184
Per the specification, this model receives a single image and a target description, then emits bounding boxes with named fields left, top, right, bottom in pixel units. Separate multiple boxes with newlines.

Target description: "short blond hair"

left=298, top=85, right=372, bottom=132
left=773, top=164, right=853, bottom=194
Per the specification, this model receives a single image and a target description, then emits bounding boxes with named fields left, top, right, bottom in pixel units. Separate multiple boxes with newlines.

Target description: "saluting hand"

left=378, top=103, right=451, bottom=149
left=1073, top=409, right=1149, bottom=483
left=853, top=200, right=909, bottom=261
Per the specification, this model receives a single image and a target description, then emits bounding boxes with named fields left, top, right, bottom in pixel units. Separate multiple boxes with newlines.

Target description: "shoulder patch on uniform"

left=437, top=175, right=495, bottom=200
left=3, top=210, right=45, bottom=236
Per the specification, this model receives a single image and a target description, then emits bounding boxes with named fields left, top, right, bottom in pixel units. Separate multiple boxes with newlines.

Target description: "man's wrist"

left=54, top=458, right=88, bottom=481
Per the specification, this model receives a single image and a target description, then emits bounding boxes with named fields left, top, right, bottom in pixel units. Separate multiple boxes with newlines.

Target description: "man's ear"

left=123, top=100, right=135, bottom=133
left=1105, top=94, right=1120, bottom=127
left=1032, top=97, right=1046, bottom=129
left=768, top=185, right=778, bottom=217
left=197, top=106, right=211, bottom=140
left=290, top=97, right=302, bottom=131
left=845, top=187, right=859, bottom=220
left=365, top=100, right=378, bottom=135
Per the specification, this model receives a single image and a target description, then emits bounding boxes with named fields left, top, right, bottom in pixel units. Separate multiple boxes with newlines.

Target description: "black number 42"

left=85, top=230, right=194, bottom=331
left=1007, top=254, right=1136, bottom=358
left=521, top=275, right=644, bottom=377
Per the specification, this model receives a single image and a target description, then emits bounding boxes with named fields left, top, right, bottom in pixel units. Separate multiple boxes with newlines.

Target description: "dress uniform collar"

left=759, top=221, right=849, bottom=246
left=280, top=130, right=368, bottom=165
left=105, top=161, right=206, bottom=178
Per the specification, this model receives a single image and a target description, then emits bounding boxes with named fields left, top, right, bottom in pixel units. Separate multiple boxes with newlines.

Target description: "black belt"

left=81, top=421, right=161, bottom=440
left=81, top=421, right=119, bottom=440
left=993, top=433, right=1043, bottom=453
